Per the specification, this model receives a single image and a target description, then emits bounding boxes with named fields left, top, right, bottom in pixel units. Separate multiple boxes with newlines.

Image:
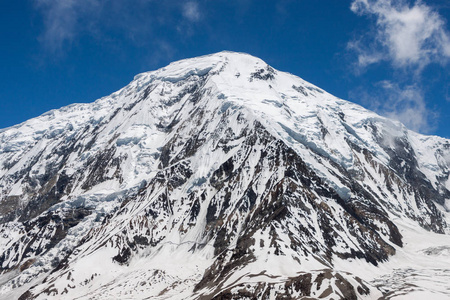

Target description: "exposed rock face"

left=206, top=270, right=372, bottom=300
left=0, top=52, right=449, bottom=299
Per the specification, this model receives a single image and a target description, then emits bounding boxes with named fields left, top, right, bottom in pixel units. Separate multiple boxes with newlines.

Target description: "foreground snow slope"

left=0, top=52, right=449, bottom=299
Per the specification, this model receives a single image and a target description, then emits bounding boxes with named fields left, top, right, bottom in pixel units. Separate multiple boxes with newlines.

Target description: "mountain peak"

left=132, top=51, right=271, bottom=85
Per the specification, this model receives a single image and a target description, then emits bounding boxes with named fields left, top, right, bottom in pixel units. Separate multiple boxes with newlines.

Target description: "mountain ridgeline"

left=0, top=52, right=449, bottom=299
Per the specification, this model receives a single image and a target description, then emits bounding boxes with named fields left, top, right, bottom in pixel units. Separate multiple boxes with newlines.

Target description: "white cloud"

left=34, top=0, right=81, bottom=53
left=446, top=84, right=450, bottom=102
left=33, top=0, right=203, bottom=55
left=350, top=0, right=450, bottom=69
left=351, top=81, right=436, bottom=133
left=379, top=81, right=432, bottom=132
left=182, top=1, right=201, bottom=22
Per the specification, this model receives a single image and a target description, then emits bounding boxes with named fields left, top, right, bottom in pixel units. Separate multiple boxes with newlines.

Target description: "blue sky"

left=1, top=0, right=450, bottom=137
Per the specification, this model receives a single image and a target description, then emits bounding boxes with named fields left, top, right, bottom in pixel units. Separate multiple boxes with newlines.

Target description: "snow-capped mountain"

left=0, top=52, right=449, bottom=299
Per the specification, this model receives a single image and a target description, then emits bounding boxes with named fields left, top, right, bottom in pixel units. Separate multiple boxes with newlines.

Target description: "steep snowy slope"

left=0, top=52, right=449, bottom=299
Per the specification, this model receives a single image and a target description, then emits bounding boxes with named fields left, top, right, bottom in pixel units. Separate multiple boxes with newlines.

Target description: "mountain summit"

left=0, top=52, right=449, bottom=299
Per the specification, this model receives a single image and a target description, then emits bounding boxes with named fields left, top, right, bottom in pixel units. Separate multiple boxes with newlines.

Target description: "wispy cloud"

left=349, top=0, right=450, bottom=70
left=351, top=81, right=436, bottom=133
left=378, top=81, right=434, bottom=132
left=182, top=1, right=201, bottom=22
left=34, top=0, right=84, bottom=53
left=446, top=83, right=450, bottom=102
left=33, top=0, right=203, bottom=57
